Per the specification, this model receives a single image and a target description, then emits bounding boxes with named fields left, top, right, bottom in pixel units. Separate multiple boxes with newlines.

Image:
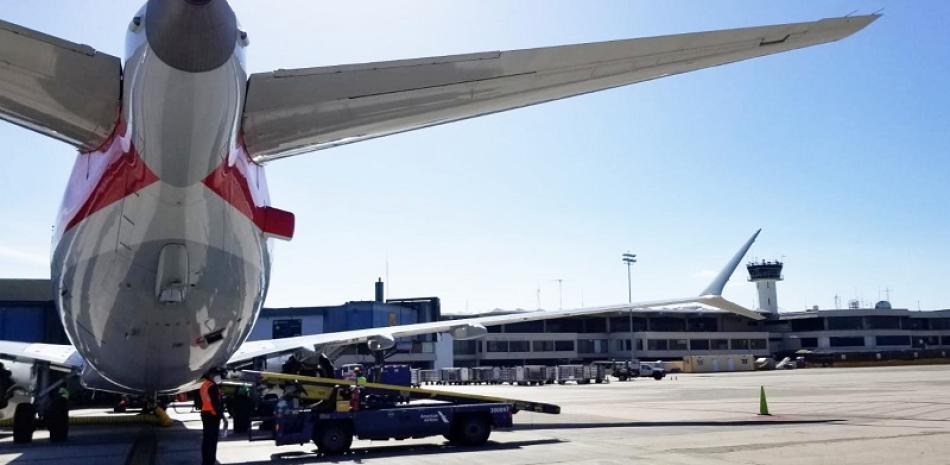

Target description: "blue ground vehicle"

left=273, top=402, right=513, bottom=454
left=242, top=370, right=557, bottom=455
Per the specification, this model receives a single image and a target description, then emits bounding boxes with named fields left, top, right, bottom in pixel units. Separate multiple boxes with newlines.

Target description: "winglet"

left=700, top=229, right=761, bottom=297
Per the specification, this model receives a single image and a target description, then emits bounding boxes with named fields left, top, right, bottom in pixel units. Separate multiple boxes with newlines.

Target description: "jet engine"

left=0, top=360, right=35, bottom=420
left=365, top=334, right=396, bottom=352
left=450, top=323, right=488, bottom=340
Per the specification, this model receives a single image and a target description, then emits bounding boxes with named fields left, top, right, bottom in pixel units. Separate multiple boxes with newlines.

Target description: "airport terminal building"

left=1, top=261, right=949, bottom=369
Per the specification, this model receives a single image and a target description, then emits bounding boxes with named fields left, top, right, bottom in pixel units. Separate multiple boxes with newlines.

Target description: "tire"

left=13, top=402, right=36, bottom=444
left=48, top=409, right=68, bottom=442
left=452, top=415, right=491, bottom=446
left=315, top=422, right=352, bottom=455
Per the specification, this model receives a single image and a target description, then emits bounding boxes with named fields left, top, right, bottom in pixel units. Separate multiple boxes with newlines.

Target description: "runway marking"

left=124, top=429, right=156, bottom=465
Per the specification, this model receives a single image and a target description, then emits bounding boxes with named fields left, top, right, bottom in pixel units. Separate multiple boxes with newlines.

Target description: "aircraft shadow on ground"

left=512, top=419, right=843, bottom=431
left=241, top=439, right=563, bottom=464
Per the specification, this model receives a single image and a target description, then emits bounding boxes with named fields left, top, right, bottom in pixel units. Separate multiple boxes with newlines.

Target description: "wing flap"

left=0, top=341, right=82, bottom=368
left=0, top=19, right=120, bottom=150
left=243, top=15, right=878, bottom=161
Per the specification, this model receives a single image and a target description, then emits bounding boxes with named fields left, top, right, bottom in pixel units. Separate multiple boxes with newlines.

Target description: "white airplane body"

left=0, top=1, right=877, bottom=397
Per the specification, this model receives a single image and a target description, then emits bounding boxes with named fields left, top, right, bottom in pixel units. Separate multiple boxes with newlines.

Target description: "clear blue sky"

left=1, top=1, right=948, bottom=313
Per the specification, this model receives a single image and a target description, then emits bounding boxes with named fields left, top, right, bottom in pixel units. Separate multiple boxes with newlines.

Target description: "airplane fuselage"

left=52, top=1, right=268, bottom=394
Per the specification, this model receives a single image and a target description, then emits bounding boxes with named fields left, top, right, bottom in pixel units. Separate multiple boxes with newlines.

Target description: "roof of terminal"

left=0, top=279, right=53, bottom=302
left=778, top=308, right=950, bottom=319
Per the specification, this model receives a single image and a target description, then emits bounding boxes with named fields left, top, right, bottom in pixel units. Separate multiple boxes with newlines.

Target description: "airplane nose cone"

left=145, top=0, right=237, bottom=72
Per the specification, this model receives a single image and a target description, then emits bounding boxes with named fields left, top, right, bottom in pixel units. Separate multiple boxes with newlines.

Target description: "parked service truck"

left=604, top=360, right=666, bottom=381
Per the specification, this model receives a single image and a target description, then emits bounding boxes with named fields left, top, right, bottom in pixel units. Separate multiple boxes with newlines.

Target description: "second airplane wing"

left=242, top=14, right=878, bottom=162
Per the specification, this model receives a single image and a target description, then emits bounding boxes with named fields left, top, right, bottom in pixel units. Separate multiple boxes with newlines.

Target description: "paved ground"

left=1, top=365, right=949, bottom=465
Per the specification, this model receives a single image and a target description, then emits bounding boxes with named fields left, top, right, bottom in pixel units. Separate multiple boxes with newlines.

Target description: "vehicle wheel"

left=13, top=403, right=36, bottom=444
left=452, top=415, right=490, bottom=446
left=653, top=374, right=663, bottom=380
left=315, top=422, right=352, bottom=455
left=595, top=379, right=603, bottom=384
left=48, top=408, right=68, bottom=442
left=113, top=404, right=127, bottom=413
left=618, top=376, right=628, bottom=381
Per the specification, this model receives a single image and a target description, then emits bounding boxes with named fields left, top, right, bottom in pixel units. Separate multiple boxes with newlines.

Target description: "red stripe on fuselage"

left=59, top=128, right=159, bottom=233
left=202, top=144, right=293, bottom=239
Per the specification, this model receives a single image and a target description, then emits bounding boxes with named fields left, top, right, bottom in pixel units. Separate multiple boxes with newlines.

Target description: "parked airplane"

left=0, top=0, right=875, bottom=425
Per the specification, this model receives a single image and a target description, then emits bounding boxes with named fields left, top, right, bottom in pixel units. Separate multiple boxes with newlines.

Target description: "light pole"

left=622, top=252, right=637, bottom=361
left=622, top=252, right=637, bottom=303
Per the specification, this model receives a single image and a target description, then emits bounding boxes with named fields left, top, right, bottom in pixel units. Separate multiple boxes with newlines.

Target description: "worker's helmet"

left=353, top=366, right=362, bottom=372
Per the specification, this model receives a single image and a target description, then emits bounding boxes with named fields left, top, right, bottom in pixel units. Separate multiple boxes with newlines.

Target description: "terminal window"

left=830, top=336, right=865, bottom=347
left=799, top=337, right=818, bottom=348
left=532, top=340, right=555, bottom=352
left=710, top=339, right=729, bottom=350
left=607, top=317, right=647, bottom=332
left=687, top=318, right=718, bottom=332
left=828, top=317, right=864, bottom=330
left=554, top=340, right=575, bottom=351
left=582, top=318, right=607, bottom=333
left=272, top=319, right=302, bottom=339
left=578, top=339, right=609, bottom=353
left=647, top=339, right=668, bottom=351
left=650, top=318, right=686, bottom=332
left=790, top=318, right=824, bottom=332
left=454, top=340, right=479, bottom=354
left=868, top=316, right=900, bottom=329
left=750, top=339, right=767, bottom=350
left=609, top=317, right=630, bottom=332
left=730, top=339, right=750, bottom=350
left=912, top=336, right=940, bottom=347
left=546, top=319, right=580, bottom=333
left=669, top=339, right=688, bottom=350
left=505, top=320, right=544, bottom=333
left=486, top=340, right=509, bottom=352
left=901, top=317, right=927, bottom=330
left=508, top=340, right=530, bottom=352
left=876, top=335, right=910, bottom=346
left=690, top=339, right=710, bottom=350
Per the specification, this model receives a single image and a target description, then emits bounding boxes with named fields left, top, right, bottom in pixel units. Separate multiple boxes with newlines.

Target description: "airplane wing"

left=0, top=341, right=83, bottom=369
left=242, top=15, right=878, bottom=162
left=0, top=19, right=121, bottom=151
left=229, top=229, right=762, bottom=364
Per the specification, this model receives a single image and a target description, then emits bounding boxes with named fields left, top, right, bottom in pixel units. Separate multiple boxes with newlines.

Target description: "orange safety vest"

left=199, top=379, right=219, bottom=416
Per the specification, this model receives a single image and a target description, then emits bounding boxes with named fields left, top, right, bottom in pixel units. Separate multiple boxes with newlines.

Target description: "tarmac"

left=1, top=364, right=949, bottom=465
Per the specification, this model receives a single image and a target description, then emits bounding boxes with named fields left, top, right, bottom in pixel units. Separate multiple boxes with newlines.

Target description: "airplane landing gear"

left=12, top=402, right=35, bottom=443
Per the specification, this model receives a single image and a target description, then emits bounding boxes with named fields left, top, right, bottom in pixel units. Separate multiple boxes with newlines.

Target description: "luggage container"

left=419, top=369, right=441, bottom=385
left=470, top=366, right=500, bottom=384
left=522, top=365, right=548, bottom=385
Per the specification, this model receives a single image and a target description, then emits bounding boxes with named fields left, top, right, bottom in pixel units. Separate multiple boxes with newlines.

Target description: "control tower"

left=747, top=260, right=783, bottom=314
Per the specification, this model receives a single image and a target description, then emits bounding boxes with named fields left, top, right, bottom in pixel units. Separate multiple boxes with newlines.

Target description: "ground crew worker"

left=350, top=366, right=367, bottom=411
left=199, top=369, right=225, bottom=465
left=353, top=366, right=367, bottom=385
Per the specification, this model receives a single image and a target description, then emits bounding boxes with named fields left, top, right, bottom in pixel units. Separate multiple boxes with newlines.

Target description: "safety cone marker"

left=759, top=385, right=771, bottom=416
